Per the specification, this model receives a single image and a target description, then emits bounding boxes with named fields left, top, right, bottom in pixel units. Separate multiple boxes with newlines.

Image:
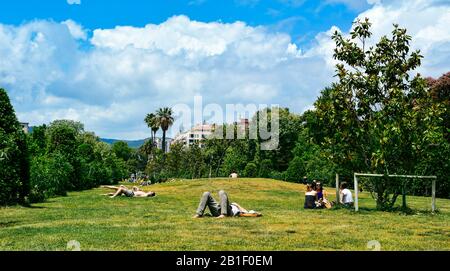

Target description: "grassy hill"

left=0, top=178, right=448, bottom=251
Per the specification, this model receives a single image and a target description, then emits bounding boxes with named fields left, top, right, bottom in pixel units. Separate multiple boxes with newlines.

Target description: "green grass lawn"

left=0, top=178, right=449, bottom=251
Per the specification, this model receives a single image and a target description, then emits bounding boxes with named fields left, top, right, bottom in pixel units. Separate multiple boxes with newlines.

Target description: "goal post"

left=353, top=173, right=437, bottom=212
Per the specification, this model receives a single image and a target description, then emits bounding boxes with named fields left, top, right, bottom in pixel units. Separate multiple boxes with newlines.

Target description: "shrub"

left=285, top=156, right=305, bottom=182
left=270, top=171, right=286, bottom=181
left=259, top=159, right=272, bottom=178
left=243, top=162, right=258, bottom=178
left=29, top=154, right=72, bottom=203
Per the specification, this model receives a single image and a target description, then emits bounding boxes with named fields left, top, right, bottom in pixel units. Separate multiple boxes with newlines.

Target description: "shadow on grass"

left=0, top=220, right=21, bottom=228
left=328, top=204, right=439, bottom=216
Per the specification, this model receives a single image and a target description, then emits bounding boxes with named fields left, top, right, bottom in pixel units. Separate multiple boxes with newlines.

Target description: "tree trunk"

left=150, top=130, right=154, bottom=146
left=162, top=130, right=166, bottom=153
left=153, top=131, right=156, bottom=146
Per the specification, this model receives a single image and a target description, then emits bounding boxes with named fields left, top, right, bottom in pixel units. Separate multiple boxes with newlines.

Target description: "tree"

left=251, top=107, right=302, bottom=172
left=0, top=88, right=30, bottom=205
left=155, top=107, right=174, bottom=153
left=220, top=140, right=249, bottom=176
left=244, top=162, right=258, bottom=178
left=316, top=18, right=429, bottom=210
left=145, top=113, right=159, bottom=146
left=259, top=159, right=272, bottom=178
left=427, top=72, right=450, bottom=141
left=286, top=128, right=336, bottom=184
left=112, top=141, right=132, bottom=162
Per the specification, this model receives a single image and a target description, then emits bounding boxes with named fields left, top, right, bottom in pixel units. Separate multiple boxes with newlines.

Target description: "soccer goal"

left=351, top=173, right=437, bottom=212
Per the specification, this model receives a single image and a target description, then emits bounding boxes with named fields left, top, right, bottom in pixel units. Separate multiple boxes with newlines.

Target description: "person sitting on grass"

left=304, top=184, right=317, bottom=209
left=229, top=172, right=239, bottom=179
left=193, top=190, right=261, bottom=219
left=101, top=185, right=156, bottom=198
left=315, top=182, right=332, bottom=209
left=339, top=182, right=354, bottom=207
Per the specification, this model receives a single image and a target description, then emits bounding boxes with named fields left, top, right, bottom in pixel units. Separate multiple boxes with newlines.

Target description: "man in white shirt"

left=229, top=172, right=239, bottom=179
left=339, top=182, right=354, bottom=207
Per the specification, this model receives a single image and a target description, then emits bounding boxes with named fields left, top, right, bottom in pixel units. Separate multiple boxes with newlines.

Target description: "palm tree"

left=144, top=113, right=159, bottom=146
left=155, top=107, right=174, bottom=153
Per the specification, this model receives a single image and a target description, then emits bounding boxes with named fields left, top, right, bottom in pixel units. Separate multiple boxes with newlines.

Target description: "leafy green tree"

left=252, top=107, right=302, bottom=172
left=0, top=88, right=30, bottom=205
left=316, top=18, right=430, bottom=209
left=221, top=141, right=248, bottom=176
left=186, top=143, right=206, bottom=179
left=259, top=159, right=272, bottom=178
left=28, top=120, right=129, bottom=202
left=244, top=162, right=258, bottom=178
left=112, top=141, right=132, bottom=161
left=29, top=153, right=72, bottom=202
left=27, top=125, right=47, bottom=156
left=286, top=128, right=336, bottom=184
left=47, top=121, right=79, bottom=154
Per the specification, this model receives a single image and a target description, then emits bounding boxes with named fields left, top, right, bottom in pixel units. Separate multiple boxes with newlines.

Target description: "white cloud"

left=62, top=20, right=87, bottom=40
left=354, top=0, right=450, bottom=76
left=1, top=1, right=449, bottom=139
left=67, top=0, right=81, bottom=5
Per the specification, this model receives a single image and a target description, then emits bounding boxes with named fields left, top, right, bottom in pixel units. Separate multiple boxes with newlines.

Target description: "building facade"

left=20, top=122, right=29, bottom=134
left=172, top=123, right=216, bottom=148
left=172, top=119, right=249, bottom=148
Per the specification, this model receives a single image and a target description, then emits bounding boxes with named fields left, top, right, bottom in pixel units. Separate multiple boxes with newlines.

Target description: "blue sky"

left=1, top=0, right=449, bottom=139
left=0, top=0, right=365, bottom=47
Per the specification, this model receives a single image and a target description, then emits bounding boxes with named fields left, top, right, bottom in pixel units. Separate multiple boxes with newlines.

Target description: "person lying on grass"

left=101, top=185, right=156, bottom=198
left=193, top=190, right=262, bottom=219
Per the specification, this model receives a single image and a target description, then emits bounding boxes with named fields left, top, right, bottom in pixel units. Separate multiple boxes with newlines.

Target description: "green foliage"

left=0, top=88, right=30, bottom=205
left=285, top=129, right=336, bottom=185
left=259, top=159, right=272, bottom=178
left=285, top=156, right=304, bottom=182
left=243, top=162, right=258, bottom=178
left=29, top=153, right=72, bottom=203
left=221, top=145, right=247, bottom=176
left=311, top=18, right=449, bottom=209
left=2, top=178, right=449, bottom=251
left=24, top=120, right=129, bottom=202
left=112, top=141, right=132, bottom=161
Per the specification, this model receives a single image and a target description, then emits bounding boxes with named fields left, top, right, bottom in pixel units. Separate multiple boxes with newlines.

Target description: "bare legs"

left=100, top=185, right=127, bottom=198
left=101, top=185, right=126, bottom=190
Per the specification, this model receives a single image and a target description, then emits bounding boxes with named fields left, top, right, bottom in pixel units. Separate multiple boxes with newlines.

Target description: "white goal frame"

left=351, top=173, right=437, bottom=212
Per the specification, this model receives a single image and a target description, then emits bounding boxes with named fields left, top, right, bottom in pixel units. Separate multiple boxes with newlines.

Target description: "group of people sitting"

left=127, top=173, right=152, bottom=186
left=303, top=179, right=354, bottom=209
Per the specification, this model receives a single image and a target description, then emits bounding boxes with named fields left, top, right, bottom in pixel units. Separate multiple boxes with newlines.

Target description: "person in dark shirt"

left=304, top=184, right=317, bottom=209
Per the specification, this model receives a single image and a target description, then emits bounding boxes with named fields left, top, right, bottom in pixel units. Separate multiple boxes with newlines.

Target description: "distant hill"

left=100, top=138, right=149, bottom=149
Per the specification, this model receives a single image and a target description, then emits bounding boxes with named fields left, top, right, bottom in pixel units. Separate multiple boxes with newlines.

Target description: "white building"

left=171, top=119, right=249, bottom=148
left=172, top=123, right=216, bottom=148
left=20, top=122, right=29, bottom=134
